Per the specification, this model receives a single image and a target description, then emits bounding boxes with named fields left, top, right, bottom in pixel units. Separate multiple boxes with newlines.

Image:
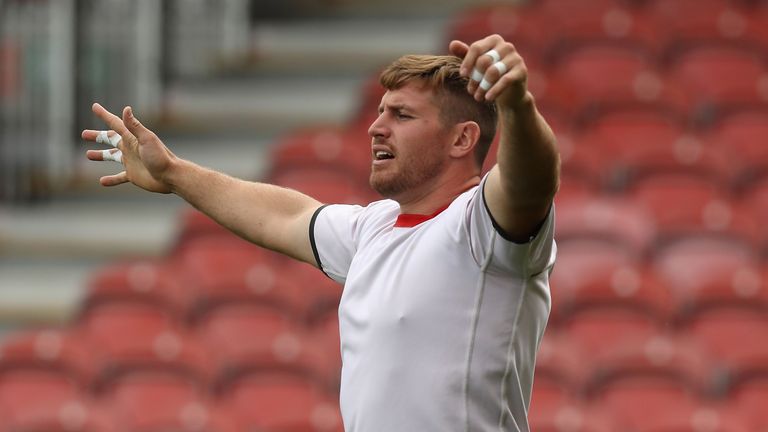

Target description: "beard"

left=369, top=153, right=445, bottom=199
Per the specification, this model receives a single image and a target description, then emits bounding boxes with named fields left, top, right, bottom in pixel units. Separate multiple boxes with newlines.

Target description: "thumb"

left=449, top=40, right=470, bottom=59
left=122, top=106, right=150, bottom=141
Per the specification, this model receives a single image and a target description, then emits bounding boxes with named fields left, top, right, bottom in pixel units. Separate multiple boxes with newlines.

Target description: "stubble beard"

left=369, top=154, right=445, bottom=199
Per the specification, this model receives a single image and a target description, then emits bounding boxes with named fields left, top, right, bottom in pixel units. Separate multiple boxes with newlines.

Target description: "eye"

left=396, top=112, right=412, bottom=120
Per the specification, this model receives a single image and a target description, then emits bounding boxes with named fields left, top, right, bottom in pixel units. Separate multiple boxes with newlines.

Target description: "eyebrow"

left=378, top=103, right=413, bottom=114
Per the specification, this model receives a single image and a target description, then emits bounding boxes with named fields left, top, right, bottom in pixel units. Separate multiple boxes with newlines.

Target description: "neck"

left=397, top=174, right=481, bottom=215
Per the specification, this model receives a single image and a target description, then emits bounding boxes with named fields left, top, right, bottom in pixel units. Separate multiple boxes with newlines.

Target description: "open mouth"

left=374, top=151, right=394, bottom=161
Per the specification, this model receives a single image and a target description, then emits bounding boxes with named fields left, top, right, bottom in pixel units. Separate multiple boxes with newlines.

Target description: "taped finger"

left=479, top=78, right=493, bottom=91
left=101, top=149, right=123, bottom=164
left=96, top=130, right=122, bottom=148
left=484, top=49, right=501, bottom=63
left=492, top=61, right=508, bottom=75
left=471, top=68, right=484, bottom=83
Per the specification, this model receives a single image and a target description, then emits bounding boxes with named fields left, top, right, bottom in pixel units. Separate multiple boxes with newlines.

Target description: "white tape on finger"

left=484, top=49, right=501, bottom=63
left=97, top=130, right=122, bottom=148
left=102, top=149, right=123, bottom=164
left=471, top=68, right=484, bottom=83
left=479, top=78, right=492, bottom=91
left=492, top=61, right=508, bottom=75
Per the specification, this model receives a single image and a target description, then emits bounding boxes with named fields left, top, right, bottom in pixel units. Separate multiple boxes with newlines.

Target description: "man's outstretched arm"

left=83, top=103, right=322, bottom=265
left=451, top=35, right=560, bottom=243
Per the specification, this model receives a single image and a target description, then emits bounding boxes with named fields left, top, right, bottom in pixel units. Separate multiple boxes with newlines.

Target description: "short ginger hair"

left=379, top=55, right=498, bottom=168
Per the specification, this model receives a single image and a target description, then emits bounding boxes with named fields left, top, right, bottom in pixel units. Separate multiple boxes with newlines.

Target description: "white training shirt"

left=310, top=175, right=556, bottom=432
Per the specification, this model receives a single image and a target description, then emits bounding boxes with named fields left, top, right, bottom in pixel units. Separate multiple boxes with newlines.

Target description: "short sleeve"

left=467, top=176, right=557, bottom=277
left=310, top=203, right=365, bottom=284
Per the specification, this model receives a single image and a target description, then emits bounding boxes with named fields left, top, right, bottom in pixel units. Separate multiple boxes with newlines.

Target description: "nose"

left=368, top=112, right=389, bottom=139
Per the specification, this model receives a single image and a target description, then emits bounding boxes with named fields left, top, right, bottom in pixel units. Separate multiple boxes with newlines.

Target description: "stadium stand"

left=2, top=0, right=768, bottom=429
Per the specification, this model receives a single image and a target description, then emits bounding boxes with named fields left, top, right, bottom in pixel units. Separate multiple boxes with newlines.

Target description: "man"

left=84, top=34, right=559, bottom=431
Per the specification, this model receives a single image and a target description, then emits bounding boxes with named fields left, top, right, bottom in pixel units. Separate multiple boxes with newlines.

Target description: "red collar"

left=394, top=204, right=450, bottom=228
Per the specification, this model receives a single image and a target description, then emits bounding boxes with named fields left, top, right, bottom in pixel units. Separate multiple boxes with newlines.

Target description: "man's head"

left=378, top=54, right=498, bottom=168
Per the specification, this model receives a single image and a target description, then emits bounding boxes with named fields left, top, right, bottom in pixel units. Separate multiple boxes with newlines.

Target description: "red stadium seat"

left=539, top=0, right=663, bottom=57
left=740, top=177, right=768, bottom=253
left=534, top=334, right=591, bottom=397
left=0, top=329, right=97, bottom=389
left=78, top=302, right=213, bottom=390
left=444, top=3, right=553, bottom=65
left=547, top=44, right=684, bottom=122
left=706, top=108, right=768, bottom=188
left=684, top=308, right=768, bottom=380
left=222, top=371, right=343, bottom=432
left=0, top=368, right=93, bottom=430
left=270, top=168, right=378, bottom=205
left=666, top=45, right=768, bottom=125
left=529, top=400, right=618, bottom=432
left=653, top=237, right=767, bottom=321
left=176, top=235, right=314, bottom=322
left=79, top=258, right=187, bottom=321
left=556, top=196, right=657, bottom=256
left=268, top=125, right=372, bottom=185
left=585, top=334, right=716, bottom=429
left=577, top=108, right=731, bottom=189
left=104, top=371, right=238, bottom=432
left=730, top=376, right=768, bottom=428
left=628, top=174, right=755, bottom=246
left=648, top=0, right=768, bottom=54
left=196, top=303, right=337, bottom=392
left=632, top=403, right=752, bottom=432
left=0, top=393, right=117, bottom=432
left=173, top=207, right=237, bottom=249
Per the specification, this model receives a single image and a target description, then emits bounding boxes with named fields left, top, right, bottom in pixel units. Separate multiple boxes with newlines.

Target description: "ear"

left=449, top=121, right=481, bottom=159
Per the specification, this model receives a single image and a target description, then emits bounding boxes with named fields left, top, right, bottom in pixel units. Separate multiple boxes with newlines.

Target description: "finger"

left=485, top=66, right=527, bottom=102
left=101, top=149, right=123, bottom=163
left=123, top=106, right=153, bottom=142
left=92, top=103, right=130, bottom=136
left=96, top=130, right=122, bottom=148
left=475, top=60, right=512, bottom=100
left=461, top=35, right=503, bottom=85
left=449, top=40, right=471, bottom=74
left=100, top=171, right=129, bottom=187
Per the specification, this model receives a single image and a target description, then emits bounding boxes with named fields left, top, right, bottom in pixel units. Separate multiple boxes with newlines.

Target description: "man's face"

left=368, top=82, right=453, bottom=201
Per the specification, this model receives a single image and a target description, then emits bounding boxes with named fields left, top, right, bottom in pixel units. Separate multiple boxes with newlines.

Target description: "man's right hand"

left=83, top=103, right=176, bottom=194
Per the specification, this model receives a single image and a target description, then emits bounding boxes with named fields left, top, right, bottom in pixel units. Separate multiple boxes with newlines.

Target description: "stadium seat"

left=0, top=394, right=117, bottom=432
left=0, top=329, right=97, bottom=390
left=705, top=108, right=768, bottom=188
left=534, top=334, right=591, bottom=397
left=630, top=403, right=752, bottom=432
left=740, top=177, right=768, bottom=253
left=78, top=258, right=187, bottom=321
left=176, top=235, right=314, bottom=322
left=104, top=371, right=239, bottom=432
left=0, top=368, right=93, bottom=430
left=538, top=0, right=663, bottom=57
left=585, top=334, right=717, bottom=429
left=580, top=109, right=732, bottom=189
left=628, top=174, right=755, bottom=247
left=666, top=45, right=768, bottom=126
left=653, top=237, right=766, bottom=322
left=78, top=302, right=213, bottom=391
left=267, top=125, right=372, bottom=185
left=684, top=307, right=768, bottom=384
left=556, top=196, right=657, bottom=256
left=529, top=399, right=617, bottom=432
left=648, top=0, right=768, bottom=55
left=196, top=303, right=338, bottom=392
left=269, top=168, right=378, bottom=205
left=221, top=371, right=343, bottom=432
left=444, top=3, right=553, bottom=65
left=730, top=376, right=768, bottom=429
left=547, top=44, right=684, bottom=123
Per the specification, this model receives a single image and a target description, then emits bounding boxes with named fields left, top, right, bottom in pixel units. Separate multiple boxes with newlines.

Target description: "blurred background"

left=1, top=0, right=768, bottom=430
